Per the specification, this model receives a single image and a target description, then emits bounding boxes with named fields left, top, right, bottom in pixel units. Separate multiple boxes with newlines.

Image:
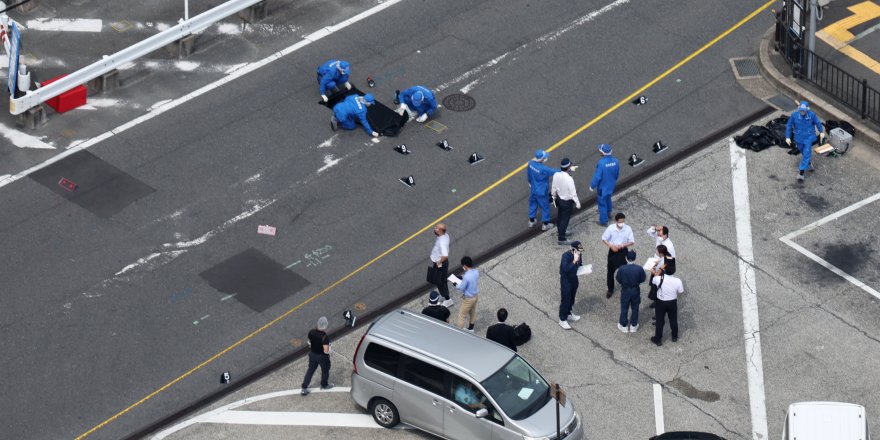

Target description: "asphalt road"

left=0, top=0, right=774, bottom=439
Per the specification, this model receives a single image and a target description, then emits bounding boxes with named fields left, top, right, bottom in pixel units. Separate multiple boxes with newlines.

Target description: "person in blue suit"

left=331, top=94, right=379, bottom=138
left=527, top=149, right=560, bottom=231
left=397, top=86, right=438, bottom=122
left=785, top=101, right=825, bottom=183
left=589, top=143, right=620, bottom=226
left=316, top=60, right=352, bottom=102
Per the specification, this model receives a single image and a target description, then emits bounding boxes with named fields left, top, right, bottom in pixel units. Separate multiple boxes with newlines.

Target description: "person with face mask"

left=601, top=212, right=634, bottom=299
left=331, top=93, right=379, bottom=138
left=558, top=241, right=584, bottom=330
left=397, top=86, right=437, bottom=123
left=527, top=149, right=560, bottom=231
left=785, top=101, right=825, bottom=183
left=316, top=59, right=352, bottom=102
left=589, top=143, right=620, bottom=226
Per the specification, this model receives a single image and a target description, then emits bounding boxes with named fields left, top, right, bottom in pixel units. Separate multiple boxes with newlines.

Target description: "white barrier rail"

left=9, top=0, right=263, bottom=115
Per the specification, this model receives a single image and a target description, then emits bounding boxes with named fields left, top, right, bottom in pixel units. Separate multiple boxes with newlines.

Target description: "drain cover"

left=442, top=93, right=476, bottom=112
left=730, top=57, right=760, bottom=79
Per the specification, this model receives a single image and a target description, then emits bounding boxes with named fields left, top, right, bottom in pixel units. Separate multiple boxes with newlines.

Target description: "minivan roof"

left=787, top=401, right=867, bottom=440
left=368, top=309, right=515, bottom=382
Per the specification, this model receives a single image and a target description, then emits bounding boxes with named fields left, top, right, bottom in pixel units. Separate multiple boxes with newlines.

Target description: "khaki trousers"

left=457, top=295, right=479, bottom=328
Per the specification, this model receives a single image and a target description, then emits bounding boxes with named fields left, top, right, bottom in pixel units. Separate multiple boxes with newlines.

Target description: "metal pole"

left=185, top=0, right=189, bottom=21
left=555, top=384, right=561, bottom=440
left=807, top=0, right=817, bottom=79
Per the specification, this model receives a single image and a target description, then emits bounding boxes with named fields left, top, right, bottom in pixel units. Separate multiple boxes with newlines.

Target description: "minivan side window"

left=400, top=356, right=446, bottom=396
left=363, top=343, right=401, bottom=377
left=450, top=375, right=503, bottom=425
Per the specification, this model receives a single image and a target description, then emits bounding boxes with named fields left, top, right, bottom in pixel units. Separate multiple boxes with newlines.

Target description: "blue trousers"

left=597, top=191, right=613, bottom=224
left=332, top=108, right=357, bottom=130
left=529, top=192, right=552, bottom=222
left=559, top=277, right=578, bottom=321
left=619, top=289, right=640, bottom=327
left=797, top=141, right=813, bottom=171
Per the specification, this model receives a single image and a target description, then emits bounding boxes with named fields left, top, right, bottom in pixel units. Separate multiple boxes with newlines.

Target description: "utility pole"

left=185, top=0, right=190, bottom=21
left=807, top=0, right=817, bottom=79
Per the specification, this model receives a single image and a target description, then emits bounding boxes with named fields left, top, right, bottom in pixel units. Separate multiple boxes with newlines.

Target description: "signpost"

left=551, top=383, right=567, bottom=439
left=6, top=21, right=19, bottom=95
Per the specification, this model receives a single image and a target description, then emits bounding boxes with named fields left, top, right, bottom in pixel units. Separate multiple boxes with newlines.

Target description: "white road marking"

left=317, top=154, right=341, bottom=174
left=729, top=140, right=769, bottom=440
left=780, top=191, right=880, bottom=300
left=0, top=0, right=408, bottom=189
left=0, top=124, right=56, bottom=149
left=201, top=410, right=383, bottom=427
left=653, top=383, right=664, bottom=435
left=26, top=18, right=103, bottom=32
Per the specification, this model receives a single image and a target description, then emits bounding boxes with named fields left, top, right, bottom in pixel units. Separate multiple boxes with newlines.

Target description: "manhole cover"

left=730, top=57, right=760, bottom=79
left=442, top=93, right=476, bottom=112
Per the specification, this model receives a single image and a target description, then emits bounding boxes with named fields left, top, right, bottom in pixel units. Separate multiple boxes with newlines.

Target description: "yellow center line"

left=76, top=1, right=774, bottom=438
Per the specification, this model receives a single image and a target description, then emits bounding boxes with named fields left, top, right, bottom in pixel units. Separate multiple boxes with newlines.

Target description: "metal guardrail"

left=8, top=0, right=263, bottom=115
left=773, top=15, right=880, bottom=126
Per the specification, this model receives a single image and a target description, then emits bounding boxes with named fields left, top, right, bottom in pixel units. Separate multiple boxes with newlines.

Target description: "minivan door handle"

left=447, top=405, right=456, bottom=414
left=431, top=399, right=441, bottom=406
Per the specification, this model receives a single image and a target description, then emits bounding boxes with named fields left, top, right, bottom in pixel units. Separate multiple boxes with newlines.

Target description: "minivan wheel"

left=370, top=398, right=400, bottom=428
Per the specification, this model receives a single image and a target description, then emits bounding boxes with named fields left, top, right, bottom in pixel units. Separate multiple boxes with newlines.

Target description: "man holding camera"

left=558, top=241, right=584, bottom=330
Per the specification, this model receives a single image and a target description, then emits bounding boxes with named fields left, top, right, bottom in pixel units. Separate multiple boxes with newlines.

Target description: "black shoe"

left=650, top=337, right=662, bottom=346
left=672, top=337, right=678, bottom=343
left=301, top=388, right=310, bottom=396
left=321, top=383, right=336, bottom=390
left=606, top=290, right=614, bottom=299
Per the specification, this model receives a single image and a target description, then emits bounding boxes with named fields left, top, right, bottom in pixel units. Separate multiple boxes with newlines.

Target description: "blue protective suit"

left=400, top=86, right=438, bottom=117
left=316, top=60, right=350, bottom=96
left=785, top=109, right=824, bottom=172
left=590, top=155, right=620, bottom=224
left=333, top=95, right=375, bottom=135
left=527, top=160, right=559, bottom=222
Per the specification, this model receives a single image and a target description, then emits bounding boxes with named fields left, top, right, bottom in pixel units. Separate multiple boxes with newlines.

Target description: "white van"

left=781, top=401, right=870, bottom=440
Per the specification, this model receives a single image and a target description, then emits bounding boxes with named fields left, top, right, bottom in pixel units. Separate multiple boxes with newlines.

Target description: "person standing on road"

left=316, top=59, right=352, bottom=102
left=301, top=316, right=334, bottom=395
left=486, top=308, right=518, bottom=351
left=331, top=93, right=379, bottom=138
left=527, top=149, right=560, bottom=231
left=454, top=256, right=480, bottom=333
left=551, top=158, right=581, bottom=245
left=558, top=241, right=584, bottom=330
left=616, top=251, right=646, bottom=333
left=602, top=212, right=634, bottom=299
left=647, top=225, right=676, bottom=259
left=785, top=100, right=825, bottom=183
left=648, top=244, right=676, bottom=311
left=397, top=85, right=438, bottom=122
left=429, top=223, right=453, bottom=308
left=589, top=143, right=620, bottom=226
left=650, top=269, right=684, bottom=347
left=421, top=290, right=451, bottom=323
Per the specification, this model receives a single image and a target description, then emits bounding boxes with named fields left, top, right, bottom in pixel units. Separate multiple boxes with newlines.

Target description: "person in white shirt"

left=647, top=225, right=676, bottom=259
left=551, top=158, right=581, bottom=245
left=601, top=212, right=634, bottom=299
left=429, top=223, right=453, bottom=307
left=649, top=269, right=684, bottom=346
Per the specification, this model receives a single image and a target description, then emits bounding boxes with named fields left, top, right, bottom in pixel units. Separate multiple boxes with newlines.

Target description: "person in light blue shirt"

left=601, top=212, right=634, bottom=299
left=527, top=149, right=560, bottom=230
left=454, top=256, right=480, bottom=333
left=589, top=143, right=620, bottom=226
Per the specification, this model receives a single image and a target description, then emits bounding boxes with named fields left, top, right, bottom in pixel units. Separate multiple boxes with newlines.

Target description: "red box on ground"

left=41, top=75, right=87, bottom=113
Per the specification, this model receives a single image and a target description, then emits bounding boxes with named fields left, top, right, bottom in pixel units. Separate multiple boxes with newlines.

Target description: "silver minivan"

left=350, top=309, right=583, bottom=439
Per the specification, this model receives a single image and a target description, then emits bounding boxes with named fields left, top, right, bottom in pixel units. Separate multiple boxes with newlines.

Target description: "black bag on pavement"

left=824, top=120, right=856, bottom=137
left=514, top=323, right=531, bottom=345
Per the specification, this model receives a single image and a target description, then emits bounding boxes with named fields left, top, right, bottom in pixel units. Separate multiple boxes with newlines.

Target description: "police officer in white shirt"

left=551, top=158, right=581, bottom=245
left=647, top=225, right=676, bottom=259
left=649, top=269, right=684, bottom=346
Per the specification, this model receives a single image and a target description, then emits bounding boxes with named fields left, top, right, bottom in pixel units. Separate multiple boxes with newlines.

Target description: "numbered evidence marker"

left=367, top=76, right=376, bottom=87
left=437, top=139, right=452, bottom=151
left=399, top=175, right=415, bottom=187
left=631, top=95, right=647, bottom=106
left=344, top=310, right=357, bottom=327
left=257, top=225, right=277, bottom=236
left=58, top=177, right=78, bottom=192
left=652, top=140, right=668, bottom=154
left=221, top=371, right=231, bottom=384
left=628, top=153, right=644, bottom=167
left=468, top=152, right=485, bottom=165
left=395, top=144, right=410, bottom=155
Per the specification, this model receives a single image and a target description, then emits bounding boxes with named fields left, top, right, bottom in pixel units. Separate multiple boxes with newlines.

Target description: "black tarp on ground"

left=320, top=86, right=407, bottom=136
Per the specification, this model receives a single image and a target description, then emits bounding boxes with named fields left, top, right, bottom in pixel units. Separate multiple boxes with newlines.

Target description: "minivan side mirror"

left=475, top=408, right=489, bottom=418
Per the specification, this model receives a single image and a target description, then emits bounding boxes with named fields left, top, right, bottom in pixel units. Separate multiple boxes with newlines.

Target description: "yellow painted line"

left=75, top=1, right=775, bottom=438
left=816, top=1, right=880, bottom=74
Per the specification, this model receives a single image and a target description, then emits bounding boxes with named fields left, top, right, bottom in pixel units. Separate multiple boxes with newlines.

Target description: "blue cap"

left=798, top=101, right=809, bottom=111
left=627, top=250, right=637, bottom=261
left=534, top=149, right=548, bottom=160
left=338, top=60, right=351, bottom=75
left=363, top=93, right=375, bottom=104
left=599, top=143, right=612, bottom=154
left=571, top=241, right=583, bottom=251
left=413, top=91, right=425, bottom=104
left=429, top=290, right=440, bottom=304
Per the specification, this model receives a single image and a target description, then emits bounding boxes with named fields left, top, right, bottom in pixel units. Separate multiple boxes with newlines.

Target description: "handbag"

left=426, top=265, right=438, bottom=284
left=648, top=274, right=664, bottom=301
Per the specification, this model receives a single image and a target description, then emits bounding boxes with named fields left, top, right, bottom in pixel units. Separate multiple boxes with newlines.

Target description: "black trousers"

left=653, top=299, right=679, bottom=341
left=607, top=248, right=628, bottom=292
left=301, top=352, right=331, bottom=389
left=556, top=199, right=575, bottom=241
left=434, top=260, right=450, bottom=300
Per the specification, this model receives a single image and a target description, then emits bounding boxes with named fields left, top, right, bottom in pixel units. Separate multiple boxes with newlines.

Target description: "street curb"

left=758, top=26, right=880, bottom=149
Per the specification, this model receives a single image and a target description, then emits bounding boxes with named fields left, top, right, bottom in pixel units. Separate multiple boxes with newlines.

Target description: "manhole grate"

left=730, top=57, right=760, bottom=79
left=767, top=94, right=798, bottom=111
left=442, top=93, right=476, bottom=112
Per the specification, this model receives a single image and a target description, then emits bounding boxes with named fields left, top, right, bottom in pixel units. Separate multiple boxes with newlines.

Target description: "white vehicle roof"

left=786, top=401, right=868, bottom=440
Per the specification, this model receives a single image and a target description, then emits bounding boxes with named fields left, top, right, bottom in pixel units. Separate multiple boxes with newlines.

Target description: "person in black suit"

left=486, top=308, right=518, bottom=351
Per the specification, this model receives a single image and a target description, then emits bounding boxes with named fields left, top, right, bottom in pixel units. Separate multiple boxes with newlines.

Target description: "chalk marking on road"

left=0, top=0, right=408, bottom=191
left=26, top=18, right=103, bottom=32
left=220, top=293, right=237, bottom=301
left=317, top=154, right=341, bottom=174
left=729, top=140, right=769, bottom=440
left=150, top=387, right=353, bottom=439
left=0, top=123, right=56, bottom=149
left=653, top=383, right=665, bottom=435
left=285, top=260, right=301, bottom=269
left=780, top=191, right=880, bottom=300
left=75, top=2, right=775, bottom=438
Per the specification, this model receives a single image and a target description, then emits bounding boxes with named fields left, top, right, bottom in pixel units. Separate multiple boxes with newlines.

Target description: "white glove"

left=569, top=165, right=578, bottom=172
left=589, top=187, right=595, bottom=192
left=371, top=131, right=379, bottom=137
left=820, top=133, right=826, bottom=142
left=321, top=94, right=328, bottom=102
left=344, top=82, right=352, bottom=90
left=785, top=138, right=791, bottom=146
left=416, top=114, right=428, bottom=123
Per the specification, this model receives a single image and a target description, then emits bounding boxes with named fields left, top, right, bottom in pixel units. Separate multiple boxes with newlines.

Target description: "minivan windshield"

left=481, top=355, right=551, bottom=420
